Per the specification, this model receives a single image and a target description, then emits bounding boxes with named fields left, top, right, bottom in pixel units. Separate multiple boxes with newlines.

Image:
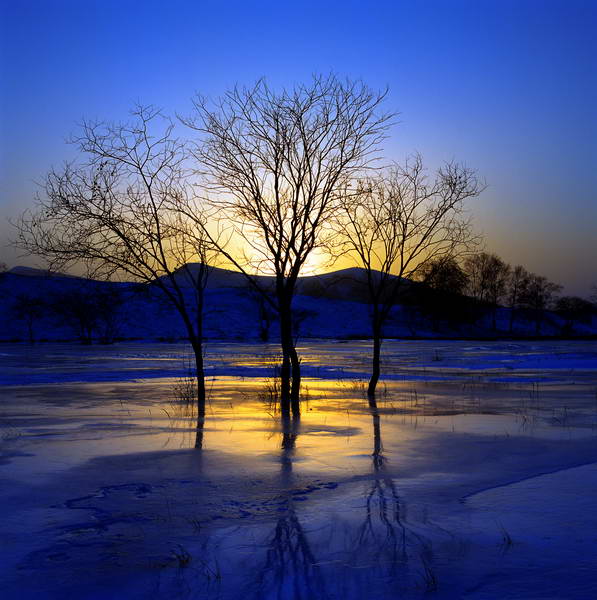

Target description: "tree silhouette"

left=12, top=293, right=46, bottom=344
left=336, top=154, right=482, bottom=395
left=506, top=265, right=531, bottom=333
left=14, top=106, right=216, bottom=447
left=183, top=75, right=393, bottom=416
left=519, top=273, right=562, bottom=335
left=463, top=252, right=510, bottom=330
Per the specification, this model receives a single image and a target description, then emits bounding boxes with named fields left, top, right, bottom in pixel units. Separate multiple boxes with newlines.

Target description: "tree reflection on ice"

left=244, top=397, right=436, bottom=599
left=4, top=342, right=597, bottom=599
left=354, top=396, right=408, bottom=566
left=250, top=414, right=327, bottom=599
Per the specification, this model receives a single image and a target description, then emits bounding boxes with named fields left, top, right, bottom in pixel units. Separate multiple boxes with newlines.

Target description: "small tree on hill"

left=506, top=265, right=531, bottom=333
left=418, top=256, right=469, bottom=295
left=49, top=285, right=128, bottom=344
left=519, top=274, right=562, bottom=335
left=94, top=286, right=128, bottom=344
left=50, top=289, right=98, bottom=344
left=12, top=293, right=46, bottom=344
left=463, top=252, right=510, bottom=330
left=242, top=282, right=277, bottom=342
left=416, top=257, right=470, bottom=329
left=555, top=296, right=594, bottom=335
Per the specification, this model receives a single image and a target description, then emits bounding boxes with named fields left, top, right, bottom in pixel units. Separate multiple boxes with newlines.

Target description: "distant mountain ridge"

left=5, top=263, right=409, bottom=302
left=166, top=263, right=408, bottom=301
left=7, top=266, right=83, bottom=279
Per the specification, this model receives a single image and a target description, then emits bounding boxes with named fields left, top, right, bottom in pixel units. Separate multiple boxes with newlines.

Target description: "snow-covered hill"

left=0, top=266, right=595, bottom=343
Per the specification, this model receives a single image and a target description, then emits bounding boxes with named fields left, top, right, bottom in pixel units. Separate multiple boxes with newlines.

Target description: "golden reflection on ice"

left=3, top=369, right=594, bottom=485
left=152, top=375, right=593, bottom=472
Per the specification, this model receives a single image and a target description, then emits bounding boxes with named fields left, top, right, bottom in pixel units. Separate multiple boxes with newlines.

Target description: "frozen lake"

left=2, top=340, right=597, bottom=599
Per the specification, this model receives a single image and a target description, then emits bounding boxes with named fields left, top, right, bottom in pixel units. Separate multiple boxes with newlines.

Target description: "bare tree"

left=519, top=274, right=562, bottom=335
left=93, top=286, right=128, bottom=344
left=49, top=288, right=98, bottom=344
left=14, top=106, right=216, bottom=448
left=12, top=293, right=46, bottom=344
left=417, top=256, right=469, bottom=295
left=182, top=75, right=393, bottom=416
left=555, top=296, right=595, bottom=335
left=336, top=154, right=483, bottom=396
left=416, top=257, right=471, bottom=330
left=48, top=284, right=128, bottom=344
left=241, top=282, right=277, bottom=342
left=463, top=252, right=510, bottom=330
left=506, top=265, right=531, bottom=333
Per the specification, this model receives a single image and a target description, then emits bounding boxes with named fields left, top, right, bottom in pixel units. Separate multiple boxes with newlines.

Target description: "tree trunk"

left=192, top=340, right=207, bottom=449
left=368, top=395, right=383, bottom=468
left=368, top=315, right=382, bottom=397
left=290, top=346, right=301, bottom=417
left=279, top=305, right=293, bottom=419
left=191, top=282, right=207, bottom=449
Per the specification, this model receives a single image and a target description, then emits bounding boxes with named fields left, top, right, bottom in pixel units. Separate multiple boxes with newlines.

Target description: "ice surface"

left=1, top=340, right=597, bottom=598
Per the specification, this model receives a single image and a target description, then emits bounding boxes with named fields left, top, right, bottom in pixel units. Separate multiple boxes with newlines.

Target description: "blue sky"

left=1, top=0, right=595, bottom=294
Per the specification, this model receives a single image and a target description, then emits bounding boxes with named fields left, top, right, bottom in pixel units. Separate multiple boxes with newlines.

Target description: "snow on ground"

left=1, top=340, right=597, bottom=599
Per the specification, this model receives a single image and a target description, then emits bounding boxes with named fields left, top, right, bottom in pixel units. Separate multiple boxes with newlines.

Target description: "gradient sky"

left=1, top=0, right=595, bottom=295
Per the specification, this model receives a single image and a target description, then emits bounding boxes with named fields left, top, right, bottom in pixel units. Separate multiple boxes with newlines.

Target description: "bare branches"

left=463, top=252, right=511, bottom=305
left=335, top=153, right=484, bottom=395
left=183, top=75, right=394, bottom=285
left=14, top=105, right=217, bottom=416
left=180, top=75, right=394, bottom=411
left=337, top=153, right=483, bottom=306
left=15, top=107, right=212, bottom=288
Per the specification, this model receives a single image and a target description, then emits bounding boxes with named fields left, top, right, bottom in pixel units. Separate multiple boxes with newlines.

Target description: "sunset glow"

left=1, top=2, right=596, bottom=599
